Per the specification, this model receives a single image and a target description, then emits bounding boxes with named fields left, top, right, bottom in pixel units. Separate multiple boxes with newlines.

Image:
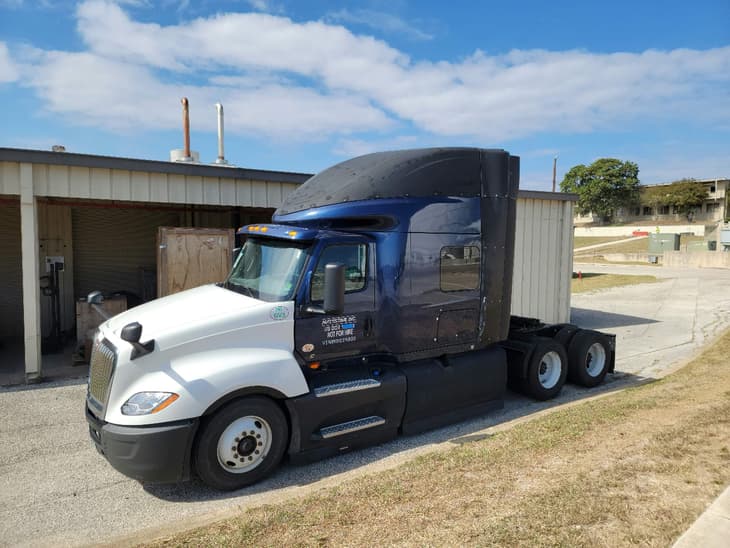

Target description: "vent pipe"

left=215, top=102, right=227, bottom=164
left=181, top=97, right=191, bottom=160
left=170, top=97, right=199, bottom=162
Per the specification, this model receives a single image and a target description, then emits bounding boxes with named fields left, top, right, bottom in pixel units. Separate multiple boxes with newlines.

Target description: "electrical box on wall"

left=45, top=256, right=65, bottom=272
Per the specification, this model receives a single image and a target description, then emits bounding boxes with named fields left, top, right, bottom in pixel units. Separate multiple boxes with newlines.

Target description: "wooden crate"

left=157, top=227, right=235, bottom=297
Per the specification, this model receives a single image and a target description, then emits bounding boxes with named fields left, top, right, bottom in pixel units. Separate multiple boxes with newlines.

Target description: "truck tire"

left=194, top=396, right=288, bottom=491
left=553, top=325, right=578, bottom=349
left=567, top=330, right=611, bottom=388
left=523, top=338, right=568, bottom=401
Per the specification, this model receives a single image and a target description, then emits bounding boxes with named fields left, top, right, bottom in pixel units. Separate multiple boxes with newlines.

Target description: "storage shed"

left=0, top=147, right=575, bottom=383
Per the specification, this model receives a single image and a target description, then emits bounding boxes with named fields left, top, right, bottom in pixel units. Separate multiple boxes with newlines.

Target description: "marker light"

left=260, top=226, right=268, bottom=232
left=121, top=392, right=179, bottom=415
left=288, top=231, right=298, bottom=237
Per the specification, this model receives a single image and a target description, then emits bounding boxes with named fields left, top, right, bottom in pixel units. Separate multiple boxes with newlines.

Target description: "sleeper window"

left=440, top=246, right=480, bottom=291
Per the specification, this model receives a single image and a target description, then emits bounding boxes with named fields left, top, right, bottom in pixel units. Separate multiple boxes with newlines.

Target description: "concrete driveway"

left=2, top=263, right=730, bottom=547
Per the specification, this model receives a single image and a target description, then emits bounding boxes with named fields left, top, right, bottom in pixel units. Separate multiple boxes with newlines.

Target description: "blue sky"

left=0, top=0, right=728, bottom=189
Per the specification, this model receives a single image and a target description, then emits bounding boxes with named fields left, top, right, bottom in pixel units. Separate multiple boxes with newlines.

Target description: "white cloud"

left=20, top=49, right=391, bottom=137
left=0, top=42, right=19, bottom=83
left=243, top=0, right=279, bottom=13
left=9, top=1, right=730, bottom=144
left=333, top=135, right=422, bottom=157
left=325, top=9, right=433, bottom=41
left=111, top=0, right=151, bottom=6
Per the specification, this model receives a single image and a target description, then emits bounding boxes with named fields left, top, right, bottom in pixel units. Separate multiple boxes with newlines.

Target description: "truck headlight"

left=121, top=392, right=179, bottom=415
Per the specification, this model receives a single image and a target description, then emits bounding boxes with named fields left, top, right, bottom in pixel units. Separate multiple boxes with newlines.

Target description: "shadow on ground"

left=571, top=307, right=659, bottom=329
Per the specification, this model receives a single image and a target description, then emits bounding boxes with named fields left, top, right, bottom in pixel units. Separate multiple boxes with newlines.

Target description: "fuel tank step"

left=319, top=416, right=386, bottom=439
left=313, top=378, right=381, bottom=398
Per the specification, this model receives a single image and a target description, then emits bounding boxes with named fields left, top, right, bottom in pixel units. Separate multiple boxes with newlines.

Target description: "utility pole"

left=552, top=155, right=558, bottom=192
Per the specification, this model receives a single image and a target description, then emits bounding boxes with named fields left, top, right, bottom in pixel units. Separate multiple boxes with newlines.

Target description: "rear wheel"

left=195, top=396, right=288, bottom=491
left=523, top=338, right=568, bottom=400
left=568, top=330, right=611, bottom=387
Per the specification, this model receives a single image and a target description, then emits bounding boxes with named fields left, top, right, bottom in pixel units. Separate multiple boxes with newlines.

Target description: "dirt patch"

left=147, top=329, right=730, bottom=548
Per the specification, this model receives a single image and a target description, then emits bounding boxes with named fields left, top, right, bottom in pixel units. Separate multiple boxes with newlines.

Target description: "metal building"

left=512, top=191, right=575, bottom=325
left=0, top=147, right=575, bottom=383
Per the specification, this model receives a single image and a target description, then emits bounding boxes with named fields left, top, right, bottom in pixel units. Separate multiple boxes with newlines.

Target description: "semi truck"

left=86, top=148, right=615, bottom=490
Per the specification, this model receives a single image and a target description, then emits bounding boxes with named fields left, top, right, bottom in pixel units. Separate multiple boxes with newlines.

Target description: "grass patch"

left=571, top=272, right=658, bottom=293
left=574, top=236, right=630, bottom=249
left=576, top=234, right=704, bottom=256
left=589, top=238, right=649, bottom=254
left=149, top=331, right=730, bottom=548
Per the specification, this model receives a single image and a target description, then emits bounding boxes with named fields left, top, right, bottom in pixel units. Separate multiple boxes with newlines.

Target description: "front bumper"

left=86, top=404, right=199, bottom=484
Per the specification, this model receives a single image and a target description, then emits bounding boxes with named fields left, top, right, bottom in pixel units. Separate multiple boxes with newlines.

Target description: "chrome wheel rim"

left=538, top=351, right=562, bottom=389
left=217, top=415, right=272, bottom=474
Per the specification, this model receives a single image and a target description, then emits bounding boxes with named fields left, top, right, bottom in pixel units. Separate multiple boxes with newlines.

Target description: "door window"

left=311, top=244, right=367, bottom=301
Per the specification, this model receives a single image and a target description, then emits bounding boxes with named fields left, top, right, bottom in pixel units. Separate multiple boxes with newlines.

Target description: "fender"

left=201, top=385, right=289, bottom=417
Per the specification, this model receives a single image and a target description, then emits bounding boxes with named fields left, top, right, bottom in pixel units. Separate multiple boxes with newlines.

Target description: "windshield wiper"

left=226, top=280, right=255, bottom=298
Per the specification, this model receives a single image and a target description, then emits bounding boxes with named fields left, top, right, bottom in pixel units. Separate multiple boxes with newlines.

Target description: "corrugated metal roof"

left=0, top=147, right=311, bottom=184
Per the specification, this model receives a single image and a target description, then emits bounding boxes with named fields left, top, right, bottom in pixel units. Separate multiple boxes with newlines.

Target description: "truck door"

left=295, top=241, right=376, bottom=362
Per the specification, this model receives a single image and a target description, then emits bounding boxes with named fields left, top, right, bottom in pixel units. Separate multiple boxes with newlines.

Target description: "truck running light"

left=121, top=392, right=179, bottom=415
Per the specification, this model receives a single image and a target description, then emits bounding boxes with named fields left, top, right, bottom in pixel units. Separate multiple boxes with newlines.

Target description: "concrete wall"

left=575, top=225, right=706, bottom=237
left=662, top=251, right=730, bottom=269
left=575, top=253, right=651, bottom=263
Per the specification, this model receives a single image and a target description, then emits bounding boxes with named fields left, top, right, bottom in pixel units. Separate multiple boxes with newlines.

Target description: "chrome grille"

left=88, top=339, right=116, bottom=408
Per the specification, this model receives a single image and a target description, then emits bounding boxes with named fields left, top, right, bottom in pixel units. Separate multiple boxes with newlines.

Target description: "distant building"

left=574, top=178, right=729, bottom=225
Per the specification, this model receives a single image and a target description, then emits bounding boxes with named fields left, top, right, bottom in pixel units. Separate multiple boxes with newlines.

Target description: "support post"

left=19, top=163, right=42, bottom=381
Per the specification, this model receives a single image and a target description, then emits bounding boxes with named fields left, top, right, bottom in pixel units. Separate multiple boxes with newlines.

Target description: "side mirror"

left=323, top=263, right=346, bottom=315
left=120, top=321, right=155, bottom=360
left=87, top=290, right=104, bottom=305
left=120, top=322, right=142, bottom=343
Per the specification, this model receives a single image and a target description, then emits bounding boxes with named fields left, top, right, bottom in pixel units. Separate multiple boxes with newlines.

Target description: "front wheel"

left=523, top=338, right=568, bottom=401
left=194, top=396, right=288, bottom=491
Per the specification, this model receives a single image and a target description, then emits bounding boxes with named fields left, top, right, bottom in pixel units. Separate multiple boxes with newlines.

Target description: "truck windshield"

left=225, top=238, right=309, bottom=301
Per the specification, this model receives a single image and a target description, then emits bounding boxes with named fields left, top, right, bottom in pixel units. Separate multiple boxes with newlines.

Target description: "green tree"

left=560, top=158, right=640, bottom=222
left=662, top=178, right=707, bottom=220
left=640, top=185, right=669, bottom=218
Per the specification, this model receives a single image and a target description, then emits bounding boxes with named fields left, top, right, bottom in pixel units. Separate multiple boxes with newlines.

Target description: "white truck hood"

left=103, top=284, right=265, bottom=343
left=96, top=283, right=305, bottom=426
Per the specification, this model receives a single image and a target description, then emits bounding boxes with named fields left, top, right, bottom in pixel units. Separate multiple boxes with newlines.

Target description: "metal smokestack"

left=182, top=97, right=191, bottom=160
left=170, top=97, right=199, bottom=163
left=215, top=102, right=227, bottom=165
